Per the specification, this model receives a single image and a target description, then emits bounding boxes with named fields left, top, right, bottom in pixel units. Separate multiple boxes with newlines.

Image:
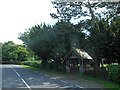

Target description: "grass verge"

left=80, top=74, right=120, bottom=89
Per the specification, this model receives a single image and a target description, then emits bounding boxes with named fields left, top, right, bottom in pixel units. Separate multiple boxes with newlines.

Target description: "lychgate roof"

left=75, top=48, right=92, bottom=59
left=64, top=47, right=93, bottom=61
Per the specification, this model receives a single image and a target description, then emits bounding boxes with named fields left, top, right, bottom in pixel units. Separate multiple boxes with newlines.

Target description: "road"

left=1, top=64, right=84, bottom=90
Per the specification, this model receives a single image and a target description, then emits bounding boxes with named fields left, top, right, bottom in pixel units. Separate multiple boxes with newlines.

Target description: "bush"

left=108, top=64, right=120, bottom=83
left=23, top=60, right=40, bottom=68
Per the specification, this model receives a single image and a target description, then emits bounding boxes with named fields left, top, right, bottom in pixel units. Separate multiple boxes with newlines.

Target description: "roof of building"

left=75, top=48, right=93, bottom=59
left=64, top=47, right=93, bottom=61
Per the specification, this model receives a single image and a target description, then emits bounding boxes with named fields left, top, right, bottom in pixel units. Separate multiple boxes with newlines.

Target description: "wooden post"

left=66, top=60, right=70, bottom=73
left=80, top=59, right=84, bottom=73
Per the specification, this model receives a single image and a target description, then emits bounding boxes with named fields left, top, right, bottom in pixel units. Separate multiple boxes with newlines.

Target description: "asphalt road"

left=1, top=64, right=84, bottom=90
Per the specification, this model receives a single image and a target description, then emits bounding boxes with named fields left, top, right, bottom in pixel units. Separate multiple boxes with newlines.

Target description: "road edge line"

left=10, top=66, right=32, bottom=90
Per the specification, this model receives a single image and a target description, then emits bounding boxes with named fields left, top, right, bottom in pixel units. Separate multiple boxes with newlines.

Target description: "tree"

left=19, top=21, right=85, bottom=70
left=19, top=24, right=55, bottom=68
left=50, top=1, right=120, bottom=21
left=0, top=43, right=2, bottom=63
left=81, top=15, right=120, bottom=66
left=50, top=0, right=120, bottom=75
left=2, top=41, right=28, bottom=63
left=2, top=41, right=16, bottom=62
left=15, top=45, right=28, bottom=61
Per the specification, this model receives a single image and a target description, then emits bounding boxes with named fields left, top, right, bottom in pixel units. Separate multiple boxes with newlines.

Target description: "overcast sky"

left=0, top=0, right=57, bottom=44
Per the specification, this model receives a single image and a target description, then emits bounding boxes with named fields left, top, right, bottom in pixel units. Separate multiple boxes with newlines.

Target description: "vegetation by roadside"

left=2, top=1, right=120, bottom=89
left=22, top=64, right=120, bottom=89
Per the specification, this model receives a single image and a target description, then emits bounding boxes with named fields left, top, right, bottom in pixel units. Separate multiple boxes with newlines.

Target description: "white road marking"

left=60, top=80, right=68, bottom=83
left=75, top=85, right=84, bottom=88
left=10, top=66, right=32, bottom=90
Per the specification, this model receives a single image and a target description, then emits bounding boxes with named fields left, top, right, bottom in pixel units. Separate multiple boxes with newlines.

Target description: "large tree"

left=50, top=0, right=120, bottom=75
left=19, top=24, right=54, bottom=67
left=50, top=0, right=120, bottom=21
left=19, top=21, right=85, bottom=69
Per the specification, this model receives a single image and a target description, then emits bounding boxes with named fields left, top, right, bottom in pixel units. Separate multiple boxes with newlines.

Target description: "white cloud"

left=0, top=0, right=57, bottom=44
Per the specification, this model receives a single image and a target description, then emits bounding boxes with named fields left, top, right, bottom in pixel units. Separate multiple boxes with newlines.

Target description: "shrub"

left=108, top=64, right=120, bottom=83
left=23, top=60, right=40, bottom=68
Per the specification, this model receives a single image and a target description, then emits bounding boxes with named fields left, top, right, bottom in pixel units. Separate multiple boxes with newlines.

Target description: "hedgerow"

left=108, top=64, right=120, bottom=83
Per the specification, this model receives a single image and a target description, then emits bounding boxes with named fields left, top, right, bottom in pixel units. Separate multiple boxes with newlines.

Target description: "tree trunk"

left=94, top=53, right=101, bottom=77
left=41, top=59, right=47, bottom=68
left=87, top=1, right=101, bottom=77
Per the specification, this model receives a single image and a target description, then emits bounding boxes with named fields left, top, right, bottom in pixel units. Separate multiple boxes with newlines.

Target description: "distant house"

left=64, top=47, right=93, bottom=73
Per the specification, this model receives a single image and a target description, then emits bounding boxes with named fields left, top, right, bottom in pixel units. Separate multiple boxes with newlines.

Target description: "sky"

left=0, top=0, right=117, bottom=44
left=0, top=0, right=57, bottom=44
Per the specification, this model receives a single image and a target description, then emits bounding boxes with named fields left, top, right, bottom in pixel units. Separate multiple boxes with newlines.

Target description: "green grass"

left=22, top=64, right=40, bottom=71
left=79, top=74, right=120, bottom=89
left=22, top=65, right=120, bottom=89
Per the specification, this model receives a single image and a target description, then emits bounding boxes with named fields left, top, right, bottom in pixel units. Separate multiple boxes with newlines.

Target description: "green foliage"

left=2, top=41, right=29, bottom=63
left=19, top=21, right=85, bottom=69
left=17, top=45, right=29, bottom=61
left=19, top=24, right=54, bottom=61
left=50, top=0, right=120, bottom=77
left=19, top=1, right=120, bottom=75
left=22, top=60, right=41, bottom=68
left=51, top=0, right=120, bottom=63
left=51, top=1, right=119, bottom=22
left=0, top=43, right=2, bottom=63
left=81, top=16, right=120, bottom=65
left=108, top=64, right=120, bottom=83
left=19, top=17, right=120, bottom=74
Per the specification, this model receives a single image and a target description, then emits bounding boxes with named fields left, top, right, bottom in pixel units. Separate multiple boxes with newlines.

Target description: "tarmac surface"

left=1, top=64, right=86, bottom=90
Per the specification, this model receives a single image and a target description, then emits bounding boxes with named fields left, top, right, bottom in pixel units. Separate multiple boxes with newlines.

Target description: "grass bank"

left=80, top=74, right=120, bottom=89
left=22, top=65, right=120, bottom=89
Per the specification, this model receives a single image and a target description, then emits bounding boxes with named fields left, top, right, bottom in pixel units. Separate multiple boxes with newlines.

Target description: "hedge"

left=23, top=60, right=41, bottom=68
left=108, top=64, right=120, bottom=83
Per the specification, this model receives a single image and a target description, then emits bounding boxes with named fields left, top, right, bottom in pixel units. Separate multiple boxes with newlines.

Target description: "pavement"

left=1, top=64, right=88, bottom=90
